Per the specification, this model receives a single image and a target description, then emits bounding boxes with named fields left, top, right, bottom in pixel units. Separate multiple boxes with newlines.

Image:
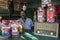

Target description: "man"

left=18, top=10, right=34, bottom=31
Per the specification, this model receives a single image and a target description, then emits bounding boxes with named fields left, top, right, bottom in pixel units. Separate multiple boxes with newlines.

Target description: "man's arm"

left=30, top=19, right=34, bottom=32
left=31, top=26, right=34, bottom=32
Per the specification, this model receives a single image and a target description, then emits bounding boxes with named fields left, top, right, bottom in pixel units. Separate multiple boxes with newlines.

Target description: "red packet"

left=47, top=6, right=55, bottom=22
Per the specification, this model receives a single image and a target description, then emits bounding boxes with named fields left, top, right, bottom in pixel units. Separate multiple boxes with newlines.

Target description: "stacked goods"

left=10, top=20, right=19, bottom=37
left=34, top=0, right=57, bottom=38
left=0, top=20, right=24, bottom=40
left=1, top=20, right=10, bottom=38
left=47, top=6, right=55, bottom=22
left=10, top=20, right=20, bottom=40
left=37, top=6, right=45, bottom=22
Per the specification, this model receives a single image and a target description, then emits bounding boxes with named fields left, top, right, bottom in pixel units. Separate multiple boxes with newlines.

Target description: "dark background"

left=0, top=0, right=60, bottom=20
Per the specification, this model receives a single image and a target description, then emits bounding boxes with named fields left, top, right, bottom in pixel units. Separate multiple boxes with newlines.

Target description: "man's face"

left=20, top=11, right=26, bottom=19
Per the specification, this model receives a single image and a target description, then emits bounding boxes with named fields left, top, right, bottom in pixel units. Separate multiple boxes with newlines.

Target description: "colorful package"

left=19, top=23, right=23, bottom=33
left=37, top=6, right=45, bottom=22
left=47, top=6, right=55, bottom=22
left=1, top=20, right=10, bottom=37
left=1, top=26, right=10, bottom=36
left=10, top=20, right=19, bottom=36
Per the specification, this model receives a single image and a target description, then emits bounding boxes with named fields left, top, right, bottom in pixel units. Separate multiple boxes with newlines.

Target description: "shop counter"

left=8, top=31, right=59, bottom=40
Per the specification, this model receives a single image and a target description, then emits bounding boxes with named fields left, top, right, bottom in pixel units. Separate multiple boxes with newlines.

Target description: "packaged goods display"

left=1, top=20, right=10, bottom=37
left=0, top=20, right=23, bottom=37
left=9, top=20, right=20, bottom=40
left=47, top=6, right=55, bottom=22
left=34, top=0, right=58, bottom=38
left=37, top=6, right=45, bottom=22
left=10, top=20, right=19, bottom=36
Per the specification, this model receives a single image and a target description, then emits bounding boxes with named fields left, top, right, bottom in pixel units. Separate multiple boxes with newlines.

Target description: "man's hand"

left=31, top=26, right=34, bottom=32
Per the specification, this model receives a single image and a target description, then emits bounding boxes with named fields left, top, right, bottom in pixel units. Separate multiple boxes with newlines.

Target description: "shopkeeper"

left=18, top=10, right=34, bottom=31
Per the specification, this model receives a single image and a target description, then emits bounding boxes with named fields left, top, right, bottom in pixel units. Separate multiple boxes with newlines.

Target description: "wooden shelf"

left=0, top=0, right=8, bottom=9
left=0, top=13, right=10, bottom=16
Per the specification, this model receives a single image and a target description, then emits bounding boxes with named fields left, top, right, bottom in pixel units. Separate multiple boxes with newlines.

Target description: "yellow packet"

left=19, top=24, right=23, bottom=33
